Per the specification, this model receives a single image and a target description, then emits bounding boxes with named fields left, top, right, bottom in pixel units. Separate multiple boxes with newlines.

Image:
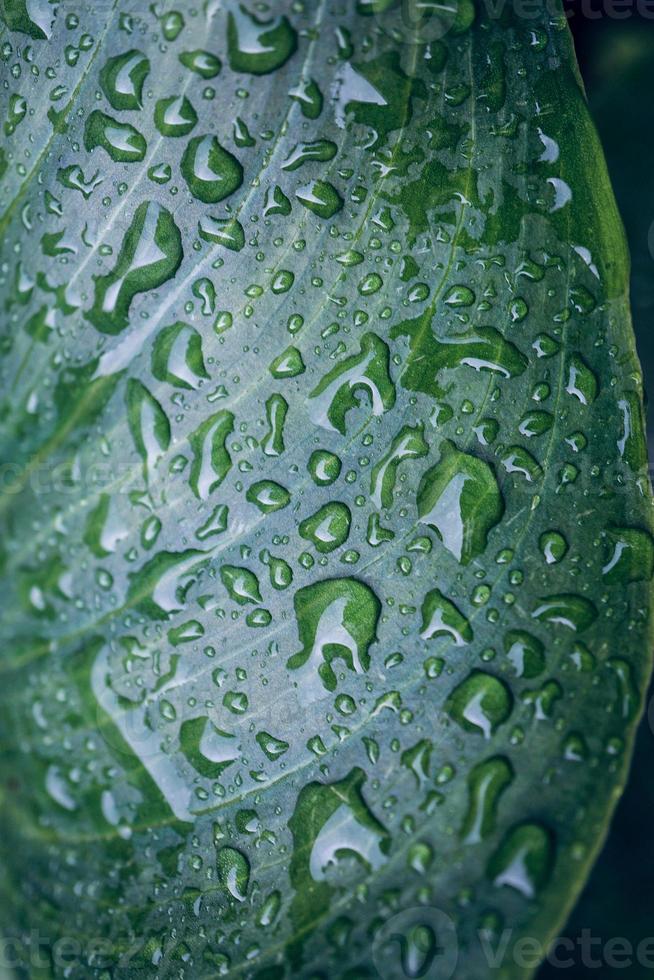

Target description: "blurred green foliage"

left=539, top=20, right=654, bottom=978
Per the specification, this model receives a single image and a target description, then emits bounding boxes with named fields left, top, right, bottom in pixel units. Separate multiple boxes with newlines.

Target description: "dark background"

left=538, top=8, right=654, bottom=978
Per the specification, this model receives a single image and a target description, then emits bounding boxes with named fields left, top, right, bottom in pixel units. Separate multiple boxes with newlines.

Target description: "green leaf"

left=0, top=3, right=652, bottom=979
left=538, top=24, right=654, bottom=971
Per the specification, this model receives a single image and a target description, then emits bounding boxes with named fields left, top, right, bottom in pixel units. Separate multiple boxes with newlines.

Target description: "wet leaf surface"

left=0, top=3, right=652, bottom=978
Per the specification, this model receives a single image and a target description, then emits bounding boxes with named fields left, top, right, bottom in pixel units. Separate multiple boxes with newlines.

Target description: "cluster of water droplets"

left=0, top=1, right=652, bottom=977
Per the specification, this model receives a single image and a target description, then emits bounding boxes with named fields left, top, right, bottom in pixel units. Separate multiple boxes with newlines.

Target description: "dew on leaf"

left=220, top=565, right=262, bottom=605
left=308, top=450, right=342, bottom=486
left=246, top=480, right=291, bottom=513
left=154, top=96, right=197, bottom=137
left=262, top=394, right=288, bottom=457
left=84, top=110, right=147, bottom=163
left=198, top=214, right=245, bottom=251
left=99, top=49, right=149, bottom=110
left=299, top=502, right=352, bottom=554
left=602, top=527, right=654, bottom=584
left=179, top=49, right=222, bottom=78
left=152, top=321, right=208, bottom=389
left=532, top=594, right=598, bottom=632
left=420, top=589, right=472, bottom=647
left=417, top=441, right=504, bottom=564
left=308, top=333, right=395, bottom=433
left=87, top=200, right=182, bottom=334
left=287, top=579, right=380, bottom=693
left=181, top=135, right=243, bottom=204
left=189, top=411, right=234, bottom=500
left=504, top=630, right=545, bottom=679
left=487, top=823, right=554, bottom=898
left=227, top=6, right=297, bottom=75
left=539, top=530, right=568, bottom=565
left=217, top=846, right=250, bottom=902
left=461, top=756, right=514, bottom=844
left=269, top=346, right=305, bottom=378
left=445, top=671, right=513, bottom=738
left=296, top=179, right=344, bottom=219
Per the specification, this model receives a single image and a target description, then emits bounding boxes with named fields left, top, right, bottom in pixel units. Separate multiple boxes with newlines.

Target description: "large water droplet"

left=446, top=671, right=513, bottom=738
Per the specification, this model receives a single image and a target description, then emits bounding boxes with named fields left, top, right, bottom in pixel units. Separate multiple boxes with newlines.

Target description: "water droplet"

left=198, top=214, right=245, bottom=251
left=371, top=424, right=428, bottom=509
left=152, top=321, right=208, bottom=389
left=87, top=201, right=182, bottom=334
left=227, top=5, right=297, bottom=75
left=504, top=630, right=545, bottom=678
left=262, top=393, right=288, bottom=457
left=282, top=139, right=337, bottom=171
left=154, top=95, right=197, bottom=136
left=217, top=847, right=250, bottom=902
left=126, top=379, right=170, bottom=481
left=539, top=530, right=568, bottom=565
left=420, top=589, right=473, bottom=646
left=256, top=731, right=289, bottom=760
left=246, top=480, right=291, bottom=513
left=84, top=110, right=147, bottom=162
left=220, top=565, right=262, bottom=605
left=179, top=49, right=222, bottom=78
left=296, top=179, right=344, bottom=219
left=99, top=49, right=149, bottom=110
left=308, top=450, right=342, bottom=486
left=444, top=284, right=475, bottom=307
left=487, top=823, right=554, bottom=898
left=269, top=345, right=305, bottom=378
left=289, top=76, right=323, bottom=117
left=446, top=671, right=513, bottom=738
left=602, top=527, right=654, bottom=583
left=299, top=502, right=352, bottom=553
left=181, top=135, right=243, bottom=203
left=532, top=594, right=598, bottom=632
left=461, top=756, right=514, bottom=844
left=566, top=354, right=598, bottom=405
left=288, top=578, right=380, bottom=694
left=309, top=333, right=395, bottom=433
left=417, top=441, right=504, bottom=564
left=189, top=411, right=234, bottom=499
